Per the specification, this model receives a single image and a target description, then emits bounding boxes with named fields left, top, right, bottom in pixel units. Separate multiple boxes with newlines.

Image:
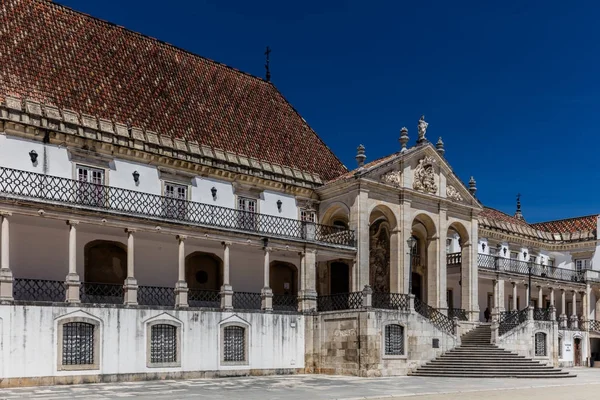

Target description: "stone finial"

left=514, top=193, right=525, bottom=221
left=356, top=144, right=366, bottom=167
left=468, top=176, right=477, bottom=196
left=436, top=136, right=445, bottom=157
left=417, top=115, right=428, bottom=144
left=399, top=127, right=409, bottom=152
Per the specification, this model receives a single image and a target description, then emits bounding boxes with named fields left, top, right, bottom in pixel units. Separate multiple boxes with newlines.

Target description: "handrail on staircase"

left=414, top=297, right=455, bottom=336
left=498, top=308, right=529, bottom=336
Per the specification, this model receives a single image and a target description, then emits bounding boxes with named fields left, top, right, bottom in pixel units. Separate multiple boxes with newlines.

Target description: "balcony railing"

left=273, top=294, right=298, bottom=312
left=589, top=320, right=600, bottom=332
left=0, top=167, right=355, bottom=247
left=13, top=278, right=66, bottom=302
left=80, top=282, right=124, bottom=304
left=446, top=252, right=461, bottom=266
left=477, top=254, right=585, bottom=283
left=317, top=292, right=363, bottom=312
left=188, top=289, right=220, bottom=308
left=448, top=308, right=468, bottom=321
left=533, top=307, right=551, bottom=321
left=137, top=285, right=175, bottom=306
left=372, top=292, right=411, bottom=310
left=232, top=291, right=262, bottom=310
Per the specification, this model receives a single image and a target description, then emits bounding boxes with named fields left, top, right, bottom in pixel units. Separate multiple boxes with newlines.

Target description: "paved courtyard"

left=0, top=369, right=597, bottom=400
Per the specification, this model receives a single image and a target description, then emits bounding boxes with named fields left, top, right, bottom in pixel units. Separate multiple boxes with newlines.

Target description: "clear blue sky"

left=58, top=0, right=600, bottom=223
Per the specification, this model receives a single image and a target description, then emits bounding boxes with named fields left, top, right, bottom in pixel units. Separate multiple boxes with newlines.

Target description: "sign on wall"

left=564, top=343, right=572, bottom=352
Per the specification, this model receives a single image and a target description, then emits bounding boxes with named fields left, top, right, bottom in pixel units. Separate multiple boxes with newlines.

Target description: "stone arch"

left=446, top=221, right=470, bottom=312
left=369, top=204, right=398, bottom=231
left=185, top=251, right=222, bottom=291
left=270, top=260, right=298, bottom=295
left=411, top=213, right=438, bottom=306
left=320, top=202, right=351, bottom=229
left=84, top=240, right=127, bottom=284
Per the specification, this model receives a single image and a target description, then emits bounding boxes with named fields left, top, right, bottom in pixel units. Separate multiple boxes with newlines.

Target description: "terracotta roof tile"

left=531, top=215, right=598, bottom=234
left=479, top=207, right=531, bottom=227
left=0, top=0, right=347, bottom=181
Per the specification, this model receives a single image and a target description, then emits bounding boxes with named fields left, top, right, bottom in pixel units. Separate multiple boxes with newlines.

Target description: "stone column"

left=0, top=212, right=13, bottom=300
left=401, top=199, right=413, bottom=295
left=581, top=289, right=589, bottom=331
left=560, top=289, right=567, bottom=328
left=389, top=229, right=402, bottom=293
left=511, top=282, right=518, bottom=311
left=426, top=235, right=440, bottom=309
left=220, top=241, right=233, bottom=310
left=298, top=249, right=317, bottom=312
left=261, top=246, right=273, bottom=311
left=537, top=286, right=543, bottom=309
left=461, top=242, right=475, bottom=321
left=65, top=220, right=81, bottom=303
left=525, top=284, right=530, bottom=307
left=570, top=290, right=578, bottom=329
left=174, top=235, right=188, bottom=307
left=123, top=228, right=138, bottom=305
left=350, top=188, right=370, bottom=291
left=549, top=287, right=555, bottom=308
left=437, top=206, right=448, bottom=314
left=496, top=278, right=505, bottom=315
left=469, top=219, right=480, bottom=321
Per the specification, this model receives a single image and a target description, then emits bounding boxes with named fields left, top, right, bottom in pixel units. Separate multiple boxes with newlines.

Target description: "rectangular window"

left=530, top=255, right=537, bottom=264
left=150, top=324, right=177, bottom=364
left=300, top=209, right=316, bottom=223
left=510, top=252, right=518, bottom=259
left=63, top=322, right=95, bottom=366
left=237, top=197, right=257, bottom=231
left=76, top=165, right=105, bottom=207
left=384, top=324, right=405, bottom=356
left=547, top=258, right=555, bottom=267
left=163, top=182, right=187, bottom=220
left=575, top=259, right=590, bottom=271
left=223, top=326, right=246, bottom=362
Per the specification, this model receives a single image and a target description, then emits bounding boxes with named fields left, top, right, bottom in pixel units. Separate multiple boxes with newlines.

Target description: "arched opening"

left=320, top=202, right=350, bottom=228
left=84, top=240, right=127, bottom=284
left=574, top=337, right=582, bottom=366
left=446, top=222, right=470, bottom=318
left=330, top=261, right=350, bottom=294
left=369, top=205, right=397, bottom=293
left=411, top=214, right=437, bottom=305
left=270, top=261, right=297, bottom=295
left=185, top=252, right=222, bottom=291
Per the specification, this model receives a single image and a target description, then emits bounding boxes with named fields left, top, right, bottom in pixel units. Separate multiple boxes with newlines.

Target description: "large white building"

left=0, top=0, right=598, bottom=386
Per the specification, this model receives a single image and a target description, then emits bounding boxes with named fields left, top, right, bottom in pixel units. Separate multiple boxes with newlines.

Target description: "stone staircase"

left=410, top=324, right=574, bottom=378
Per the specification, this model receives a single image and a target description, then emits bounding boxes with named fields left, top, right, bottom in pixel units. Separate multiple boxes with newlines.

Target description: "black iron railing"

left=273, top=294, right=298, bottom=312
left=564, top=316, right=583, bottom=331
left=137, top=285, right=175, bottom=306
left=414, top=297, right=455, bottom=335
left=446, top=252, right=461, bottom=266
left=80, top=282, right=124, bottom=304
left=188, top=289, right=220, bottom=308
left=412, top=254, right=421, bottom=267
left=232, top=291, right=262, bottom=310
left=448, top=308, right=468, bottom=321
left=13, top=278, right=66, bottom=302
left=317, top=292, right=363, bottom=312
left=533, top=307, right=551, bottom=321
left=478, top=254, right=584, bottom=283
left=589, top=320, right=600, bottom=332
left=0, top=167, right=355, bottom=247
left=498, top=308, right=528, bottom=336
left=372, top=292, right=410, bottom=310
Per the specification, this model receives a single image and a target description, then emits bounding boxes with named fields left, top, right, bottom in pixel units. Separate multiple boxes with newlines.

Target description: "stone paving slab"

left=0, top=369, right=597, bottom=400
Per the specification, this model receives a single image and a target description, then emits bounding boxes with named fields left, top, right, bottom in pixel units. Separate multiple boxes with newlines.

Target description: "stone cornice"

left=0, top=98, right=322, bottom=195
left=479, top=227, right=598, bottom=251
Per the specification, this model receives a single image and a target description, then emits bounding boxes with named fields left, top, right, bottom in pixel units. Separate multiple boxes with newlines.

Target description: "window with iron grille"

left=384, top=324, right=405, bottom=356
left=150, top=324, right=178, bottom=364
left=76, top=165, right=105, bottom=207
left=62, top=322, right=95, bottom=366
left=535, top=332, right=547, bottom=356
left=223, top=325, right=246, bottom=362
left=163, top=182, right=187, bottom=220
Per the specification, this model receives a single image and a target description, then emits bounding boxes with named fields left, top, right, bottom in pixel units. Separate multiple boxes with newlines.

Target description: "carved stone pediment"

left=446, top=185, right=463, bottom=202
left=413, top=156, right=437, bottom=194
left=380, top=169, right=402, bottom=187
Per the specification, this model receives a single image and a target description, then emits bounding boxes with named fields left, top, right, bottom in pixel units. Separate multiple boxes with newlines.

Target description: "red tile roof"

left=480, top=207, right=531, bottom=227
left=531, top=215, right=598, bottom=234
left=0, top=0, right=347, bottom=181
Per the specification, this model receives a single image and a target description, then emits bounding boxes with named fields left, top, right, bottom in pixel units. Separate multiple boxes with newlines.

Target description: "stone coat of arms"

left=413, top=156, right=437, bottom=194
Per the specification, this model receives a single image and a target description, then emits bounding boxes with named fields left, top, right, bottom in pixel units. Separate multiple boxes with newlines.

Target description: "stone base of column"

left=570, top=315, right=579, bottom=329
left=298, top=289, right=317, bottom=313
left=175, top=280, right=188, bottom=307
left=361, top=285, right=372, bottom=309
left=261, top=287, right=273, bottom=311
left=65, top=273, right=81, bottom=303
left=123, top=277, right=138, bottom=305
left=490, top=321, right=499, bottom=343
left=549, top=306, right=557, bottom=322
left=0, top=268, right=13, bottom=301
left=527, top=306, right=534, bottom=321
left=408, top=294, right=416, bottom=313
left=220, top=284, right=233, bottom=311
left=559, top=314, right=568, bottom=328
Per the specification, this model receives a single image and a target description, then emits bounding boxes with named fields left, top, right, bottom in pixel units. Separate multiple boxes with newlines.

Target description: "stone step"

left=429, top=359, right=544, bottom=364
left=410, top=372, right=575, bottom=378
left=419, top=365, right=556, bottom=371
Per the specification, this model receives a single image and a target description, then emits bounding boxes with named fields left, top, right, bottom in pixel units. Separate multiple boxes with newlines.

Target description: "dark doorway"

left=574, top=338, right=582, bottom=367
left=412, top=272, right=422, bottom=300
left=330, top=262, right=350, bottom=294
left=186, top=252, right=222, bottom=291
left=270, top=261, right=297, bottom=295
left=84, top=240, right=127, bottom=284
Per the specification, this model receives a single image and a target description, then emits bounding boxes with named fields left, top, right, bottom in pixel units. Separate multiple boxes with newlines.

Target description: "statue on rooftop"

left=417, top=115, right=428, bottom=143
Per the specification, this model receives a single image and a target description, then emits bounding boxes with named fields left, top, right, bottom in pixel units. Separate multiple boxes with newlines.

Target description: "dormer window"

left=575, top=259, right=590, bottom=272
left=300, top=209, right=316, bottom=223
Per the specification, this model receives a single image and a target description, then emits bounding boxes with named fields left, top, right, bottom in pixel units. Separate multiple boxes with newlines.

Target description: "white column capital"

left=222, top=241, right=232, bottom=248
left=66, top=220, right=80, bottom=226
left=264, top=246, right=273, bottom=253
left=0, top=211, right=12, bottom=217
left=125, top=228, right=137, bottom=234
left=176, top=234, right=187, bottom=242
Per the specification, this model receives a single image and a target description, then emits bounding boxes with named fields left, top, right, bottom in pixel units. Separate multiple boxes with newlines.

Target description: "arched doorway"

left=369, top=219, right=391, bottom=292
left=411, top=214, right=437, bottom=306
left=574, top=337, right=582, bottom=366
left=270, top=261, right=297, bottom=295
left=185, top=252, right=222, bottom=291
left=84, top=240, right=127, bottom=284
left=330, top=262, right=350, bottom=294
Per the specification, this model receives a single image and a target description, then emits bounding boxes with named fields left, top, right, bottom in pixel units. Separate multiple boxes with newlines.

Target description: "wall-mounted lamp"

left=211, top=186, right=217, bottom=200
left=503, top=247, right=507, bottom=256
left=277, top=199, right=282, bottom=212
left=132, top=170, right=140, bottom=184
left=481, top=242, right=486, bottom=252
left=523, top=251, right=528, bottom=259
left=29, top=150, right=38, bottom=164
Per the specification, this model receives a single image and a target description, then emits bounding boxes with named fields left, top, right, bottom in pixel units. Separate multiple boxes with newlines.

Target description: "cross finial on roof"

left=265, top=46, right=271, bottom=82
left=514, top=193, right=525, bottom=221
